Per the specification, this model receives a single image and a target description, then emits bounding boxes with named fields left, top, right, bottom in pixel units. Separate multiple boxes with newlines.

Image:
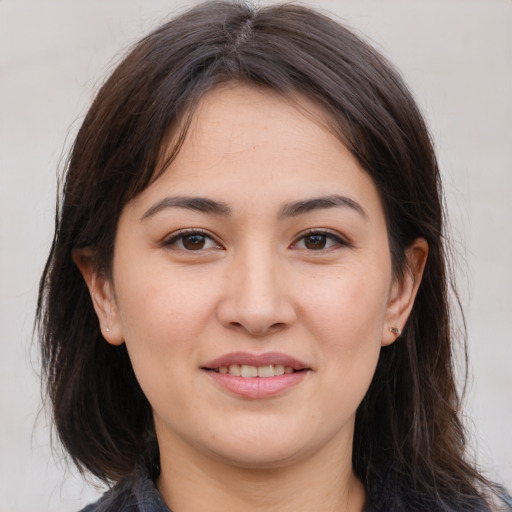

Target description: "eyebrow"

left=141, top=196, right=232, bottom=220
left=140, top=193, right=367, bottom=221
left=278, top=194, right=367, bottom=219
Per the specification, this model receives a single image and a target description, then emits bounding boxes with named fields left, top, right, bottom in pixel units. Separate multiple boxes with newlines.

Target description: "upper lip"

left=202, top=351, right=311, bottom=371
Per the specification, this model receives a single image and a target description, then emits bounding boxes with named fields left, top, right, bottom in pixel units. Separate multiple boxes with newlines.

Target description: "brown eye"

left=304, top=234, right=328, bottom=250
left=293, top=230, right=348, bottom=251
left=182, top=234, right=207, bottom=250
left=164, top=231, right=219, bottom=251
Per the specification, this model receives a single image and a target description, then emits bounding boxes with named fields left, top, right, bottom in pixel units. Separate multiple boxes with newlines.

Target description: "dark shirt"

left=79, top=459, right=170, bottom=512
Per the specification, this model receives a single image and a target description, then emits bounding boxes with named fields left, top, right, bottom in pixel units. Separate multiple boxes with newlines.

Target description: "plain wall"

left=1, top=1, right=511, bottom=510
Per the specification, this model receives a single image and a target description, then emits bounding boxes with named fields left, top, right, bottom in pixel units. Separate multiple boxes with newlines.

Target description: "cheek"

left=297, top=264, right=390, bottom=393
left=298, top=264, right=390, bottom=343
left=112, top=260, right=220, bottom=362
left=112, top=267, right=217, bottom=416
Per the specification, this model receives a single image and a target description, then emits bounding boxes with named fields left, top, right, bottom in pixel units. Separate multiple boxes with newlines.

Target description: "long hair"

left=37, top=2, right=509, bottom=510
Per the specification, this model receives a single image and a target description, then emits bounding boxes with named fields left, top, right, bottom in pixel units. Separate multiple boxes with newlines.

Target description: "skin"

left=76, top=84, right=428, bottom=512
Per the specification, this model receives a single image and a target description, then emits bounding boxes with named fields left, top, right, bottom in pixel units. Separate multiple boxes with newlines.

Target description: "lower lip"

left=204, top=370, right=309, bottom=399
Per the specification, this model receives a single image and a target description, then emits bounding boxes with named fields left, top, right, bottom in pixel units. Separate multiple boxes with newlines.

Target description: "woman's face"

left=89, top=84, right=423, bottom=469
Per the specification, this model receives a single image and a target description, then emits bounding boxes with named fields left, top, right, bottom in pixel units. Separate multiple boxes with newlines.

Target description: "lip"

left=202, top=351, right=310, bottom=371
left=201, top=351, right=311, bottom=399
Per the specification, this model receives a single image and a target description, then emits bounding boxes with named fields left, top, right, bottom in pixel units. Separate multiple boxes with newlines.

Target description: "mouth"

left=202, top=351, right=310, bottom=376
left=205, top=364, right=307, bottom=378
left=201, top=353, right=310, bottom=398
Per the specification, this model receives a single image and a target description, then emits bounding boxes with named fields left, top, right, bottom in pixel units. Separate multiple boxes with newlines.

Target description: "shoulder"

left=77, top=478, right=139, bottom=512
left=77, top=459, right=170, bottom=512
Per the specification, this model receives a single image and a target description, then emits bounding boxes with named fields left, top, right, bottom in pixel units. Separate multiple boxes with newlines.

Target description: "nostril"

left=217, top=292, right=297, bottom=336
left=226, top=320, right=287, bottom=337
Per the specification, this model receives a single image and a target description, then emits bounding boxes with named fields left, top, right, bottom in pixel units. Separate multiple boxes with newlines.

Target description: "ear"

left=73, top=248, right=124, bottom=346
left=382, top=238, right=428, bottom=346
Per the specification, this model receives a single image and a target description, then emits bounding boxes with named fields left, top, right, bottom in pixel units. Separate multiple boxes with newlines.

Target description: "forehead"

left=130, top=83, right=383, bottom=219
left=186, top=83, right=337, bottom=160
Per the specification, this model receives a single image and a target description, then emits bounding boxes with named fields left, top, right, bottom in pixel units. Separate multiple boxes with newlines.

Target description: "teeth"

left=217, top=364, right=296, bottom=377
left=229, top=364, right=241, bottom=376
left=241, top=365, right=258, bottom=378
left=257, top=365, right=274, bottom=377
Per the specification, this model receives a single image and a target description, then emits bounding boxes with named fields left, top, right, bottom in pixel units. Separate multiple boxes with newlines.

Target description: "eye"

left=293, top=230, right=348, bottom=251
left=163, top=230, right=220, bottom=251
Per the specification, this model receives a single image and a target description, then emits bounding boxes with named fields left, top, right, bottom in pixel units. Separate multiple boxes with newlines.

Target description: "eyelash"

left=162, top=229, right=221, bottom=251
left=292, top=229, right=351, bottom=251
left=162, top=228, right=350, bottom=252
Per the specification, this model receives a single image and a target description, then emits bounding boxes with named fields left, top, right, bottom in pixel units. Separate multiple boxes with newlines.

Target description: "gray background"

left=1, top=1, right=511, bottom=510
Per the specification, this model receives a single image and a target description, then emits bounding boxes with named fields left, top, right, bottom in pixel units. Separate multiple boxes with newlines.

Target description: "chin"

left=211, top=443, right=305, bottom=470
left=198, top=424, right=326, bottom=470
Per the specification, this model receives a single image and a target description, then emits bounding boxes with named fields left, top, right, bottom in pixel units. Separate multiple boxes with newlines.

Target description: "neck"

left=156, top=432, right=366, bottom=512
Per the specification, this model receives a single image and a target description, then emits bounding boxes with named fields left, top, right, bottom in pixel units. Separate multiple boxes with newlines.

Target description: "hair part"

left=37, top=1, right=509, bottom=510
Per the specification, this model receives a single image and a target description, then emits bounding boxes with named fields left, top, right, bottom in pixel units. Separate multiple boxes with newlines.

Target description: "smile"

left=214, top=364, right=297, bottom=377
left=202, top=352, right=311, bottom=398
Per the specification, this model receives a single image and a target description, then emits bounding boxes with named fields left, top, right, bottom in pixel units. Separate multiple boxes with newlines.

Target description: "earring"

left=105, top=326, right=110, bottom=333
left=389, top=326, right=402, bottom=336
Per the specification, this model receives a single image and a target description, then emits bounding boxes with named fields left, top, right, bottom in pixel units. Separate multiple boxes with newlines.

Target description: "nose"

left=216, top=247, right=297, bottom=337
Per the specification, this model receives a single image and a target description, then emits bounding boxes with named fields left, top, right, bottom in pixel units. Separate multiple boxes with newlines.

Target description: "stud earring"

left=105, top=326, right=110, bottom=333
left=389, top=326, right=402, bottom=336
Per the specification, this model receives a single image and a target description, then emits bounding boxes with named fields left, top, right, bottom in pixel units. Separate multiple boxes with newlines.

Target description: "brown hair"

left=37, top=2, right=509, bottom=510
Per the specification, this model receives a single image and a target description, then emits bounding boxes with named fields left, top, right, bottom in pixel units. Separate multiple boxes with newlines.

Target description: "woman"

left=37, top=1, right=511, bottom=511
